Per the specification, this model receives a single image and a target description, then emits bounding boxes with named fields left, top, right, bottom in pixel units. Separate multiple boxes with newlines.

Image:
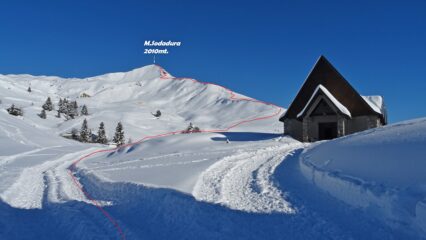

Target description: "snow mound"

left=300, top=118, right=426, bottom=236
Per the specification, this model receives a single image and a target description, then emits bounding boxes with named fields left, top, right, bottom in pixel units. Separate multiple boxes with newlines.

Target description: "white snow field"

left=0, top=64, right=423, bottom=239
left=300, top=118, right=426, bottom=237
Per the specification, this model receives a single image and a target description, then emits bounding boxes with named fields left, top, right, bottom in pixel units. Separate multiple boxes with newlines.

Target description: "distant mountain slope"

left=0, top=65, right=283, bottom=141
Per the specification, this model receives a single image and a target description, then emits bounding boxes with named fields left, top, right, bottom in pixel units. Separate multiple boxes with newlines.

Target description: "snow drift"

left=300, top=118, right=426, bottom=236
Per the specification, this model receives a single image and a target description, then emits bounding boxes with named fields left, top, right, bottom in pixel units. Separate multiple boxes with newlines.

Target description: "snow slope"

left=300, top=118, right=426, bottom=236
left=0, top=64, right=283, bottom=208
left=0, top=109, right=96, bottom=209
left=81, top=132, right=299, bottom=213
left=0, top=64, right=282, bottom=141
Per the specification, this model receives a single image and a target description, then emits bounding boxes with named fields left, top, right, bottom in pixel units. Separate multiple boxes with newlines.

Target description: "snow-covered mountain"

left=0, top=65, right=292, bottom=239
left=0, top=64, right=282, bottom=142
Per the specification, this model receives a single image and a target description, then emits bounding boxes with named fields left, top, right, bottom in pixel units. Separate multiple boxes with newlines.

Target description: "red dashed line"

left=67, top=65, right=283, bottom=240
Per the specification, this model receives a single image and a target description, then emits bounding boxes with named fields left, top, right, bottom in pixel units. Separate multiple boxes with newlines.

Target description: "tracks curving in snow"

left=0, top=66, right=282, bottom=239
left=0, top=148, right=98, bottom=209
left=193, top=141, right=302, bottom=213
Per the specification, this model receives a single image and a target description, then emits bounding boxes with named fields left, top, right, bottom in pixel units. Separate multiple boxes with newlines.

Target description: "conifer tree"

left=152, top=110, right=161, bottom=118
left=27, top=86, right=31, bottom=93
left=59, top=98, right=67, bottom=114
left=7, top=104, right=23, bottom=116
left=113, top=122, right=125, bottom=146
left=67, top=101, right=78, bottom=119
left=73, top=101, right=78, bottom=111
left=97, top=122, right=108, bottom=144
left=81, top=105, right=89, bottom=115
left=42, top=97, right=53, bottom=111
left=80, top=119, right=91, bottom=142
left=39, top=109, right=46, bottom=119
left=71, top=128, right=78, bottom=140
left=58, top=98, right=63, bottom=110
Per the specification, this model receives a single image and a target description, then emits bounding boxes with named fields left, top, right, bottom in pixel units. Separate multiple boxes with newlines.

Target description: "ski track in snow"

left=0, top=146, right=63, bottom=168
left=193, top=142, right=302, bottom=213
left=94, top=158, right=211, bottom=172
left=0, top=121, right=41, bottom=148
left=87, top=149, right=234, bottom=171
left=0, top=148, right=99, bottom=209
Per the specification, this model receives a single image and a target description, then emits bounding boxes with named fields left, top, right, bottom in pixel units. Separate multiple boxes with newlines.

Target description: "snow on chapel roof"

left=297, top=84, right=351, bottom=118
left=362, top=95, right=385, bottom=115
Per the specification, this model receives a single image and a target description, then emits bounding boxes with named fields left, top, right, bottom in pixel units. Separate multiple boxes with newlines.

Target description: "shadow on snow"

left=211, top=132, right=282, bottom=142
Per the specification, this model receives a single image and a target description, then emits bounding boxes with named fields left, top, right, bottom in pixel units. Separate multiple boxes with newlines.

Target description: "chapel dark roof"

left=279, top=56, right=385, bottom=122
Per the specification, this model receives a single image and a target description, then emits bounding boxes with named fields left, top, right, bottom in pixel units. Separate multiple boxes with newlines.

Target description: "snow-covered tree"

left=152, top=110, right=161, bottom=118
left=42, top=97, right=53, bottom=111
left=81, top=105, right=89, bottom=116
left=183, top=122, right=201, bottom=133
left=71, top=128, right=79, bottom=140
left=80, top=119, right=91, bottom=142
left=7, top=104, right=23, bottom=116
left=193, top=126, right=201, bottom=133
left=113, top=122, right=125, bottom=146
left=58, top=98, right=77, bottom=119
left=187, top=122, right=194, bottom=131
left=97, top=122, right=108, bottom=144
left=58, top=98, right=63, bottom=109
left=39, top=109, right=46, bottom=119
left=67, top=101, right=78, bottom=119
left=59, top=98, right=67, bottom=114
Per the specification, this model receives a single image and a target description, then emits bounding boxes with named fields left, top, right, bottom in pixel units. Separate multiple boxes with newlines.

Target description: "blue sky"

left=0, top=0, right=425, bottom=123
